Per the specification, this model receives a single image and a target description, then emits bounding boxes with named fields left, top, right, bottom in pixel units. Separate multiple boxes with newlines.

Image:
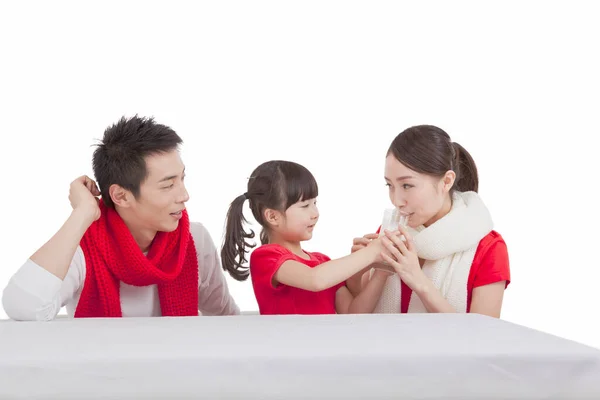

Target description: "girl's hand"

left=350, top=233, right=378, bottom=253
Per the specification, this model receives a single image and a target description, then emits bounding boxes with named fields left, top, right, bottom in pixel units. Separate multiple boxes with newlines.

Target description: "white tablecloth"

left=1, top=313, right=599, bottom=399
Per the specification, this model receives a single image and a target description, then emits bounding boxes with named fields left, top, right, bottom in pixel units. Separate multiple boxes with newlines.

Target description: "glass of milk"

left=380, top=208, right=408, bottom=237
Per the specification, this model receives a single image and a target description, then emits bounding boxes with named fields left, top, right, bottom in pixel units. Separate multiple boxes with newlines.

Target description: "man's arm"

left=3, top=247, right=86, bottom=321
left=191, top=222, right=240, bottom=316
left=30, top=176, right=99, bottom=279
left=2, top=176, right=98, bottom=321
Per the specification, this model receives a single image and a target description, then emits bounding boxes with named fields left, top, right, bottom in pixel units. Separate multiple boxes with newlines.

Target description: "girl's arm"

left=346, top=233, right=379, bottom=296
left=335, top=269, right=391, bottom=314
left=273, top=241, right=383, bottom=292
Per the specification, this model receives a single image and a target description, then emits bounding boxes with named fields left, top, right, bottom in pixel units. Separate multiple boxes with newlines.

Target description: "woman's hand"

left=380, top=226, right=427, bottom=291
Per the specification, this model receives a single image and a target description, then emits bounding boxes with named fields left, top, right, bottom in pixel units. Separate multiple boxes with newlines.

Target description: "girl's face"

left=384, top=154, right=455, bottom=228
left=278, top=198, right=319, bottom=242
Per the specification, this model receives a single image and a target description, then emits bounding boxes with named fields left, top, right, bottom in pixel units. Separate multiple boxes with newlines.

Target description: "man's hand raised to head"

left=69, top=175, right=101, bottom=223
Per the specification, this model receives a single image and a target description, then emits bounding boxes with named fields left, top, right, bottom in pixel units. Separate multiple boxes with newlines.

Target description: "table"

left=1, top=313, right=599, bottom=399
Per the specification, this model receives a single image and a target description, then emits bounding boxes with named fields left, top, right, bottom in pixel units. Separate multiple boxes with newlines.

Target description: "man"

left=2, top=116, right=239, bottom=320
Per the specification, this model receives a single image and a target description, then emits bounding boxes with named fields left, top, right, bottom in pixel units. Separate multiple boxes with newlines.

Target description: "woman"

left=349, top=125, right=510, bottom=317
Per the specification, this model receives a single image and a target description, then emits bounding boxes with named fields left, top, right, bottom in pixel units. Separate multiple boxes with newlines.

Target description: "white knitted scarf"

left=372, top=191, right=493, bottom=313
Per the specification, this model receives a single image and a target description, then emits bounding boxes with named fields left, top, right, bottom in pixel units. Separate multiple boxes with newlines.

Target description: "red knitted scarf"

left=75, top=200, right=199, bottom=318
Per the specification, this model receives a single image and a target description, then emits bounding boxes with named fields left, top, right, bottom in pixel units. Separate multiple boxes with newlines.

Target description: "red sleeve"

left=471, top=233, right=511, bottom=289
left=310, top=251, right=331, bottom=263
left=250, top=244, right=297, bottom=291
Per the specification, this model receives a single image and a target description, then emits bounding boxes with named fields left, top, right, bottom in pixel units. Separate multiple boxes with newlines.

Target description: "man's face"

left=127, top=150, right=189, bottom=233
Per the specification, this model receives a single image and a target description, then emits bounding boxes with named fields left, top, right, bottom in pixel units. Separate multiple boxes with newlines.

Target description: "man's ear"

left=109, top=184, right=133, bottom=208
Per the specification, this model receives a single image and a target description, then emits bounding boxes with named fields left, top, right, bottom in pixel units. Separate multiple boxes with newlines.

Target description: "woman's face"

left=384, top=154, right=455, bottom=227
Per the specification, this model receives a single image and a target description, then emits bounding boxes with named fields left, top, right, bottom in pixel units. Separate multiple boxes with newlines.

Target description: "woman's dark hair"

left=220, top=160, right=318, bottom=281
left=387, top=125, right=478, bottom=193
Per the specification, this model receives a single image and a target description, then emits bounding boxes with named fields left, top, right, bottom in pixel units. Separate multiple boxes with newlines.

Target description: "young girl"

left=220, top=160, right=398, bottom=315
left=349, top=125, right=510, bottom=317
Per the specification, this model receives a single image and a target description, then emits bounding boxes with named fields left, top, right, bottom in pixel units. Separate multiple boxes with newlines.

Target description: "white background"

left=1, top=1, right=599, bottom=349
